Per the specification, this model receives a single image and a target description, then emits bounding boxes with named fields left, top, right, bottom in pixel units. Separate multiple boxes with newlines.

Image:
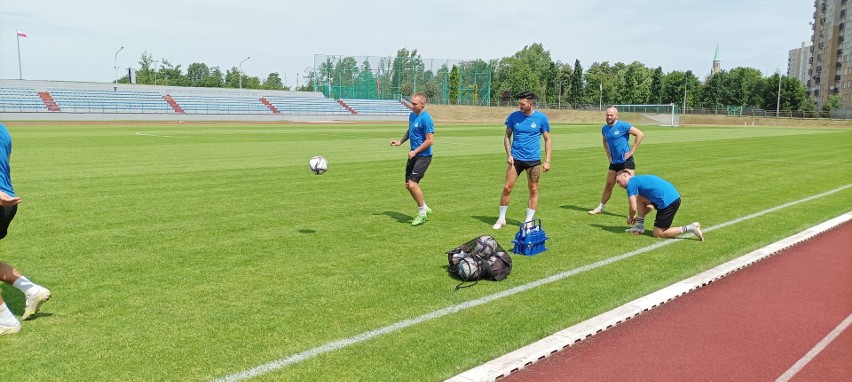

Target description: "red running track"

left=503, top=222, right=852, bottom=382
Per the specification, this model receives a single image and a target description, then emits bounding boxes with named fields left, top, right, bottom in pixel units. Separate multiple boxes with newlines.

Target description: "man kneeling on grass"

left=614, top=170, right=704, bottom=241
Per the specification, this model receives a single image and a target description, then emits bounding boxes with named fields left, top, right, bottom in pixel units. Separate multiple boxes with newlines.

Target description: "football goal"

left=612, top=104, right=680, bottom=127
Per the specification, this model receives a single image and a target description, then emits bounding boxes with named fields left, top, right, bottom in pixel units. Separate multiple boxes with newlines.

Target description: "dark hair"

left=516, top=91, right=536, bottom=100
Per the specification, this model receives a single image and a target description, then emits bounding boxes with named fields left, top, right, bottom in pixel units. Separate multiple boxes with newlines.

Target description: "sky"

left=0, top=0, right=814, bottom=87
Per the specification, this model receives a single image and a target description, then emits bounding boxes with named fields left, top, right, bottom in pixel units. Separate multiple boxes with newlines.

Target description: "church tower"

left=711, top=44, right=721, bottom=75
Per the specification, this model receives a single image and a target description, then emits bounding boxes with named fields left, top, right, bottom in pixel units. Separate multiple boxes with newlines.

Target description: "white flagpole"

left=17, top=30, right=23, bottom=80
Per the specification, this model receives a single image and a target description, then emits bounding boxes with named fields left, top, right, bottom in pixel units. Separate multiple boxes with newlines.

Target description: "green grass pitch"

left=1, top=121, right=850, bottom=381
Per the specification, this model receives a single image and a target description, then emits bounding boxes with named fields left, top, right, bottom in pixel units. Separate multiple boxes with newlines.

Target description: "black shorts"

left=0, top=205, right=17, bottom=240
left=653, top=198, right=681, bottom=230
left=608, top=157, right=636, bottom=172
left=405, top=155, right=432, bottom=183
left=513, top=160, right=541, bottom=175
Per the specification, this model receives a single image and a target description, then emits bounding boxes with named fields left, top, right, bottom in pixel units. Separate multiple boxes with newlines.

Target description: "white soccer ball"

left=473, top=235, right=497, bottom=257
left=457, top=257, right=482, bottom=280
left=309, top=156, right=328, bottom=175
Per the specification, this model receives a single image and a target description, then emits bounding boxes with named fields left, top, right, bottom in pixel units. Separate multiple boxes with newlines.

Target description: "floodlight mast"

left=239, top=56, right=251, bottom=90
left=114, top=46, right=124, bottom=91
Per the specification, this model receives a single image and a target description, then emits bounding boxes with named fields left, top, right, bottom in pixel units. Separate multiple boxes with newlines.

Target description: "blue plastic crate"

left=511, top=219, right=549, bottom=256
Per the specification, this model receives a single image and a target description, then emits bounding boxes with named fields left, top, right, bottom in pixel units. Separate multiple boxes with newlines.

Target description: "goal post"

left=612, top=104, right=680, bottom=127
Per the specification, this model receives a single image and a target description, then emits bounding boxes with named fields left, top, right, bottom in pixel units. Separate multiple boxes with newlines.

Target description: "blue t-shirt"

left=505, top=110, right=550, bottom=161
left=625, top=175, right=680, bottom=209
left=408, top=110, right=434, bottom=157
left=0, top=123, right=14, bottom=197
left=602, top=120, right=634, bottom=164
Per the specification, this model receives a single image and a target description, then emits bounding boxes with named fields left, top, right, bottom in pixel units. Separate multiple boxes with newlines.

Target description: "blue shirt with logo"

left=626, top=175, right=680, bottom=209
left=408, top=110, right=434, bottom=157
left=0, top=122, right=14, bottom=197
left=505, top=110, right=550, bottom=161
left=602, top=120, right=634, bottom=164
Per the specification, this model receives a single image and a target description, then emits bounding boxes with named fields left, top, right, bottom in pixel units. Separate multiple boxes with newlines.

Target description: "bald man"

left=588, top=107, right=644, bottom=215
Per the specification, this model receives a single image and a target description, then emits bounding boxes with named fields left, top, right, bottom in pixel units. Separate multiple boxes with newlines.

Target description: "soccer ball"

left=309, top=156, right=328, bottom=175
left=457, top=257, right=482, bottom=280
left=473, top=235, right=497, bottom=257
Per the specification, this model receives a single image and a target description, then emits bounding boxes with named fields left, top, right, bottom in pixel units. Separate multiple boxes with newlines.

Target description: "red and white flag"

left=17, top=30, right=27, bottom=38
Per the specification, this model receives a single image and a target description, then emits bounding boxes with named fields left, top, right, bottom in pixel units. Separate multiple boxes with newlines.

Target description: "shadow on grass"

left=590, top=223, right=634, bottom=234
left=560, top=204, right=625, bottom=218
left=298, top=229, right=316, bottom=234
left=379, top=211, right=412, bottom=224
left=471, top=215, right=522, bottom=229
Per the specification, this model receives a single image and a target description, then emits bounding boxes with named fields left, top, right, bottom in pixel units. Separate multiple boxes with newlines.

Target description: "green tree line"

left=117, top=51, right=288, bottom=90
left=119, top=44, right=833, bottom=112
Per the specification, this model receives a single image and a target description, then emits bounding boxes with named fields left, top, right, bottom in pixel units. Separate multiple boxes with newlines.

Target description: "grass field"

left=1, top=121, right=850, bottom=381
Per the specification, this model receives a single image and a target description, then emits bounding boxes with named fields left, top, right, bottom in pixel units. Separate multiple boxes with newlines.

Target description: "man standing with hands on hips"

left=589, top=106, right=644, bottom=215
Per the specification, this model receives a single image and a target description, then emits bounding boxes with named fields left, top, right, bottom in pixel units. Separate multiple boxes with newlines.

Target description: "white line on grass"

left=134, top=132, right=182, bottom=138
left=776, top=313, right=852, bottom=382
left=214, top=184, right=852, bottom=382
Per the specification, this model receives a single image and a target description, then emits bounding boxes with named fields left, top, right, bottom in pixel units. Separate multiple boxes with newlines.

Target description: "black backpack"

left=447, top=235, right=512, bottom=289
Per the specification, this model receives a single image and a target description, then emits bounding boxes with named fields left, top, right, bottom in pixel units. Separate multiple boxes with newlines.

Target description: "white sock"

left=0, top=302, right=20, bottom=327
left=598, top=202, right=606, bottom=211
left=418, top=204, right=428, bottom=215
left=498, top=205, right=508, bottom=220
left=13, top=276, right=38, bottom=297
left=525, top=208, right=535, bottom=222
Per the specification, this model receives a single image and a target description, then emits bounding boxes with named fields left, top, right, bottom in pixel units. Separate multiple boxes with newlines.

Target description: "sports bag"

left=447, top=235, right=512, bottom=289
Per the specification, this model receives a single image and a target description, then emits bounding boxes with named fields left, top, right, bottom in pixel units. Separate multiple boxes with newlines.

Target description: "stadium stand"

left=0, top=80, right=410, bottom=122
left=340, top=99, right=411, bottom=115
left=0, top=87, right=48, bottom=112
left=264, top=96, right=350, bottom=115
left=169, top=94, right=271, bottom=114
left=49, top=89, right=173, bottom=113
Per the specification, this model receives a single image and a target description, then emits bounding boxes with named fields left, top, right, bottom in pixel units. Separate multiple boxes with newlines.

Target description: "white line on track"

left=775, top=313, right=852, bottom=382
left=214, top=184, right=852, bottom=382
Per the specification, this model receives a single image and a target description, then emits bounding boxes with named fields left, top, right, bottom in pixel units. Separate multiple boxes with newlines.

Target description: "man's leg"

left=0, top=261, right=51, bottom=320
left=590, top=169, right=618, bottom=214
left=525, top=165, right=541, bottom=223
left=653, top=222, right=703, bottom=241
left=494, top=165, right=520, bottom=229
left=626, top=195, right=649, bottom=234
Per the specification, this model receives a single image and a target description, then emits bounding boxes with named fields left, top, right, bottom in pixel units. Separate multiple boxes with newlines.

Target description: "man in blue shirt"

left=391, top=93, right=435, bottom=226
left=493, top=91, right=552, bottom=229
left=615, top=171, right=704, bottom=241
left=0, top=122, right=52, bottom=335
left=589, top=107, right=644, bottom=215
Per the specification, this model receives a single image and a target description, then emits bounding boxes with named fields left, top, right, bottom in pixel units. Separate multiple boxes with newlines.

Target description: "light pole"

left=776, top=70, right=782, bottom=118
left=239, top=56, right=251, bottom=90
left=683, top=73, right=688, bottom=114
left=113, top=46, right=124, bottom=91
left=151, top=60, right=159, bottom=85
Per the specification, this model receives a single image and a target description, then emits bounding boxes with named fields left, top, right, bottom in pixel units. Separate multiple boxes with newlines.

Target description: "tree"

left=556, top=63, right=572, bottom=106
left=449, top=65, right=460, bottom=104
left=135, top=51, right=156, bottom=85
left=155, top=59, right=188, bottom=87
left=206, top=66, right=224, bottom=88
left=619, top=61, right=648, bottom=104
left=650, top=67, right=663, bottom=104
left=512, top=43, right=555, bottom=103
left=493, top=57, right=540, bottom=105
left=225, top=67, right=240, bottom=88
left=699, top=69, right=726, bottom=107
left=263, top=72, right=285, bottom=90
left=186, top=63, right=210, bottom=88
left=660, top=70, right=698, bottom=109
left=569, top=59, right=584, bottom=106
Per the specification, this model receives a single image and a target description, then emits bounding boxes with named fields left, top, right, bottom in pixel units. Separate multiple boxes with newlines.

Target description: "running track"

left=481, top=220, right=852, bottom=382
